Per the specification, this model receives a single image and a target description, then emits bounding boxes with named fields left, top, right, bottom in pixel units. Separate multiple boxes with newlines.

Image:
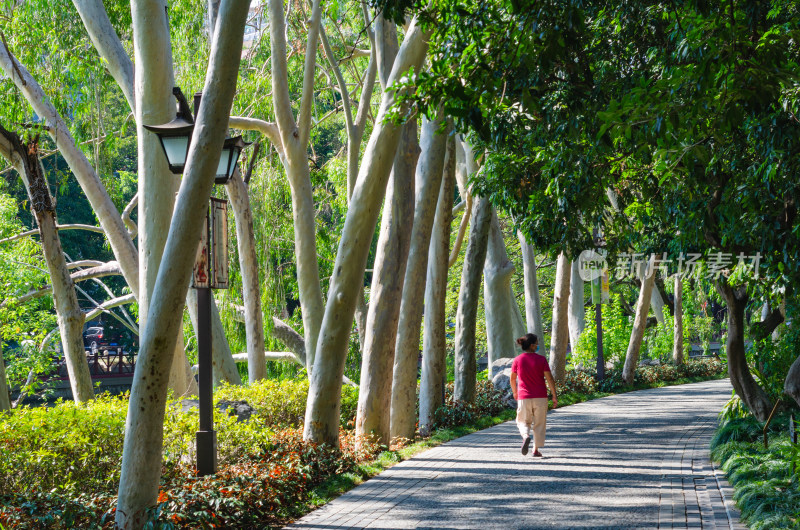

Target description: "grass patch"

left=710, top=413, right=800, bottom=529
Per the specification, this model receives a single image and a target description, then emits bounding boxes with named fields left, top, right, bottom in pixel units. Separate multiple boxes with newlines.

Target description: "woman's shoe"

left=521, top=436, right=532, bottom=455
left=532, top=450, right=543, bottom=457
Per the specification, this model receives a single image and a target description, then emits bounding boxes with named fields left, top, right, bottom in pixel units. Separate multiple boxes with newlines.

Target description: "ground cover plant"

left=710, top=411, right=800, bottom=529
left=0, top=360, right=728, bottom=529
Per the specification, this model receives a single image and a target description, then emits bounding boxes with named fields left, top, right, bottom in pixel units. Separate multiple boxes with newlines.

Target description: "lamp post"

left=590, top=228, right=608, bottom=382
left=144, top=87, right=247, bottom=476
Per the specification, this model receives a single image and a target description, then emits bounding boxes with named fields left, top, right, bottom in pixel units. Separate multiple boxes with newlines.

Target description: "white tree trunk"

left=227, top=173, right=266, bottom=382
left=651, top=287, right=666, bottom=325
left=568, top=260, right=585, bottom=353
left=72, top=0, right=135, bottom=111
left=318, top=10, right=376, bottom=352
left=303, top=19, right=431, bottom=445
left=622, top=255, right=657, bottom=384
left=390, top=113, right=449, bottom=441
left=354, top=15, right=416, bottom=447
left=131, top=0, right=196, bottom=398
left=0, top=128, right=93, bottom=402
left=34, top=195, right=93, bottom=402
left=73, top=0, right=226, bottom=393
left=419, top=134, right=456, bottom=436
left=0, top=44, right=140, bottom=297
left=355, top=118, right=417, bottom=446
left=518, top=232, right=544, bottom=338
left=167, top=334, right=196, bottom=398
left=673, top=275, right=684, bottom=366
left=268, top=0, right=326, bottom=368
left=0, top=336, right=9, bottom=411
left=454, top=196, right=491, bottom=403
left=549, top=253, right=571, bottom=382
left=115, top=4, right=248, bottom=526
left=483, top=209, right=525, bottom=371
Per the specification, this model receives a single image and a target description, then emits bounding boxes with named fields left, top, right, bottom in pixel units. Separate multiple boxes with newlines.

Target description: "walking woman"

left=510, top=333, right=558, bottom=457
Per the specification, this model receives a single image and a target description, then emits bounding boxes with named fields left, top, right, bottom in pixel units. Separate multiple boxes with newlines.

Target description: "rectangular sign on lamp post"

left=591, top=269, right=610, bottom=305
left=192, top=198, right=229, bottom=290
left=209, top=197, right=229, bottom=289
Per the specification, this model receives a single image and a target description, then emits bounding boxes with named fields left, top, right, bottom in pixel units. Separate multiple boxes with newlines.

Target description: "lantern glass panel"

left=215, top=147, right=232, bottom=179
left=229, top=149, right=241, bottom=176
left=161, top=135, right=190, bottom=169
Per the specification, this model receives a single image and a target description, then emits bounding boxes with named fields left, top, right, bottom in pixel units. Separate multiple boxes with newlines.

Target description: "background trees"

left=0, top=0, right=798, bottom=525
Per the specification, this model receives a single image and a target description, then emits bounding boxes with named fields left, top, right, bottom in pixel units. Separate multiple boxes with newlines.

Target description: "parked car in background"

left=82, top=321, right=138, bottom=354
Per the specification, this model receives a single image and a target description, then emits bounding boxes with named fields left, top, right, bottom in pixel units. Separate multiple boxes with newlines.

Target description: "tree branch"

left=83, top=293, right=136, bottom=321
left=0, top=40, right=140, bottom=296
left=122, top=192, right=138, bottom=239
left=0, top=223, right=105, bottom=245
left=319, top=22, right=355, bottom=138
left=269, top=0, right=299, bottom=143
left=353, top=1, right=377, bottom=140
left=71, top=0, right=135, bottom=111
left=750, top=308, right=785, bottom=341
left=449, top=193, right=472, bottom=267
left=228, top=116, right=283, bottom=157
left=297, top=0, right=325, bottom=147
left=9, top=262, right=122, bottom=304
left=271, top=315, right=306, bottom=365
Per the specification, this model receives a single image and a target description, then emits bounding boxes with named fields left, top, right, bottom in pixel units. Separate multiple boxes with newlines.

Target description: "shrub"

left=433, top=380, right=506, bottom=429
left=155, top=428, right=382, bottom=528
left=0, top=394, right=127, bottom=497
left=567, top=358, right=727, bottom=395
left=748, top=323, right=800, bottom=403
left=0, top=380, right=361, bottom=502
left=718, top=392, right=750, bottom=424
left=557, top=369, right=598, bottom=395
left=0, top=492, right=115, bottom=530
left=572, top=295, right=632, bottom=370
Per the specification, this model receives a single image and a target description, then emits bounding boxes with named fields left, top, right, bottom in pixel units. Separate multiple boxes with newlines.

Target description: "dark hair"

left=516, top=333, right=538, bottom=352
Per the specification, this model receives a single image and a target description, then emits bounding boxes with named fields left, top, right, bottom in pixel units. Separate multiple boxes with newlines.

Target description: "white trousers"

left=516, top=397, right=548, bottom=447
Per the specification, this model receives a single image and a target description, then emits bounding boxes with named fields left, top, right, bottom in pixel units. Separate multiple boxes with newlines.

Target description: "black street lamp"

left=144, top=87, right=246, bottom=476
left=215, top=136, right=248, bottom=184
left=143, top=88, right=194, bottom=174
left=144, top=88, right=248, bottom=183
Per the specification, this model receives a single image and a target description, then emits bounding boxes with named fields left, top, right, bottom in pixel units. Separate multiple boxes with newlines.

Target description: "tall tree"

left=0, top=127, right=93, bottom=402
left=390, top=112, right=449, bottom=441
left=454, top=195, right=491, bottom=402
left=519, top=232, right=544, bottom=338
left=0, top=335, right=9, bottom=411
left=227, top=171, right=266, bottom=382
left=304, top=17, right=432, bottom=446
left=115, top=2, right=249, bottom=525
left=419, top=132, right=456, bottom=435
left=673, top=275, right=684, bottom=366
left=548, top=252, right=571, bottom=382
left=622, top=256, right=656, bottom=385
left=568, top=260, right=585, bottom=353
left=483, top=209, right=526, bottom=369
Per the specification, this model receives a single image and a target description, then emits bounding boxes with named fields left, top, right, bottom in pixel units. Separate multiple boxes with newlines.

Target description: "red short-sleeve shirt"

left=511, top=352, right=551, bottom=399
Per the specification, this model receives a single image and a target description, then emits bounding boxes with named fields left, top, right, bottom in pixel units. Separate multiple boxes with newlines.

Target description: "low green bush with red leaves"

left=433, top=380, right=506, bottom=429
left=0, top=379, right=374, bottom=529
left=153, top=428, right=382, bottom=528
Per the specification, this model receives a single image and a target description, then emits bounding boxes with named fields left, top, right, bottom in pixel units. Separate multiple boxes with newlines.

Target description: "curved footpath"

left=287, top=379, right=745, bottom=530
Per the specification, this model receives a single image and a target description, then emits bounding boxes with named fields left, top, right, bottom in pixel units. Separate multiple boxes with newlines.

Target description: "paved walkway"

left=287, top=379, right=745, bottom=529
